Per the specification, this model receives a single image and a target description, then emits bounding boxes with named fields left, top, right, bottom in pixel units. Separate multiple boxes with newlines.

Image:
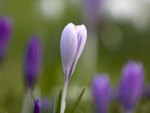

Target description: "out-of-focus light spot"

left=102, top=0, right=150, bottom=30
left=103, top=0, right=138, bottom=21
left=133, top=8, right=150, bottom=31
left=101, top=25, right=123, bottom=51
left=37, top=0, right=65, bottom=20
left=143, top=0, right=150, bottom=6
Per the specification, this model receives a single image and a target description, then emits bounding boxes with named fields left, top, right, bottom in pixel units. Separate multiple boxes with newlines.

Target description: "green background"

left=0, top=0, right=150, bottom=113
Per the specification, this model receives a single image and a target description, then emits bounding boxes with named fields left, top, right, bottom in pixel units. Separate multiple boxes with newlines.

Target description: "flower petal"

left=68, top=25, right=87, bottom=77
left=60, top=23, right=78, bottom=78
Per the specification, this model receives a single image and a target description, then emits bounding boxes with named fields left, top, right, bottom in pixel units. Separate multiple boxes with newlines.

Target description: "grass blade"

left=56, top=90, right=62, bottom=113
left=71, top=88, right=85, bottom=113
left=52, top=93, right=58, bottom=113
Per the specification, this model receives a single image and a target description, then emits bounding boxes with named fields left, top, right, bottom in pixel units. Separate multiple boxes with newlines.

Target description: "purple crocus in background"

left=39, top=97, right=52, bottom=112
left=83, top=0, right=101, bottom=32
left=60, top=23, right=87, bottom=113
left=0, top=17, right=12, bottom=63
left=92, top=75, right=111, bottom=113
left=119, top=61, right=144, bottom=113
left=24, top=37, right=42, bottom=89
left=34, top=99, right=41, bottom=113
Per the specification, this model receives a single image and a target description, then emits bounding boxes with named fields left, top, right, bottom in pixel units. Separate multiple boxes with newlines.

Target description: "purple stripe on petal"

left=68, top=33, right=83, bottom=79
left=76, top=33, right=82, bottom=55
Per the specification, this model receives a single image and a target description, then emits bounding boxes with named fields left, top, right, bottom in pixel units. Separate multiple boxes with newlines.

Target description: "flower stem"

left=29, top=87, right=36, bottom=103
left=60, top=79, right=68, bottom=113
left=21, top=89, right=33, bottom=113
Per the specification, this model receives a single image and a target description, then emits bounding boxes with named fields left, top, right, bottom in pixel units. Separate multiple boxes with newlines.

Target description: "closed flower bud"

left=60, top=23, right=87, bottom=80
left=119, top=61, right=144, bottom=112
left=92, top=75, right=111, bottom=113
left=34, top=99, right=41, bottom=113
left=24, top=37, right=42, bottom=88
left=0, top=17, right=12, bottom=62
left=60, top=23, right=87, bottom=113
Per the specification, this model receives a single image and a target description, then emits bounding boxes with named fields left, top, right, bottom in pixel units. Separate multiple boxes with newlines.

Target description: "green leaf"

left=56, top=90, right=62, bottom=113
left=71, top=88, right=85, bottom=113
left=52, top=93, right=58, bottom=113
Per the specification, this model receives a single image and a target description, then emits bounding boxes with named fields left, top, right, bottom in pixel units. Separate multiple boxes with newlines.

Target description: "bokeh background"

left=1, top=0, right=150, bottom=113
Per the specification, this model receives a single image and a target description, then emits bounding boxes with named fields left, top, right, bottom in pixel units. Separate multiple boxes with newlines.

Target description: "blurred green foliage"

left=1, top=0, right=150, bottom=113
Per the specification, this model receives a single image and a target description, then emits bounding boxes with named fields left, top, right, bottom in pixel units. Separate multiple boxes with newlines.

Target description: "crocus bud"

left=34, top=99, right=41, bottom=113
left=92, top=75, right=111, bottom=113
left=60, top=23, right=87, bottom=113
left=24, top=37, right=42, bottom=88
left=60, top=23, right=87, bottom=80
left=119, top=61, right=144, bottom=112
left=0, top=17, right=12, bottom=62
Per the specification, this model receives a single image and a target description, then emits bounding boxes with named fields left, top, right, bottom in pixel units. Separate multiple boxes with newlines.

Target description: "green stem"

left=60, top=79, right=69, bottom=113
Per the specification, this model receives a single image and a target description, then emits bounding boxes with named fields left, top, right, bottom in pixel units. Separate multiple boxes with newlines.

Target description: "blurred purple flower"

left=0, top=17, right=12, bottom=62
left=24, top=37, right=42, bottom=88
left=83, top=0, right=101, bottom=31
left=60, top=23, right=87, bottom=80
left=119, top=61, right=144, bottom=112
left=39, top=97, right=52, bottom=112
left=92, top=75, right=111, bottom=113
left=34, top=99, right=41, bottom=113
